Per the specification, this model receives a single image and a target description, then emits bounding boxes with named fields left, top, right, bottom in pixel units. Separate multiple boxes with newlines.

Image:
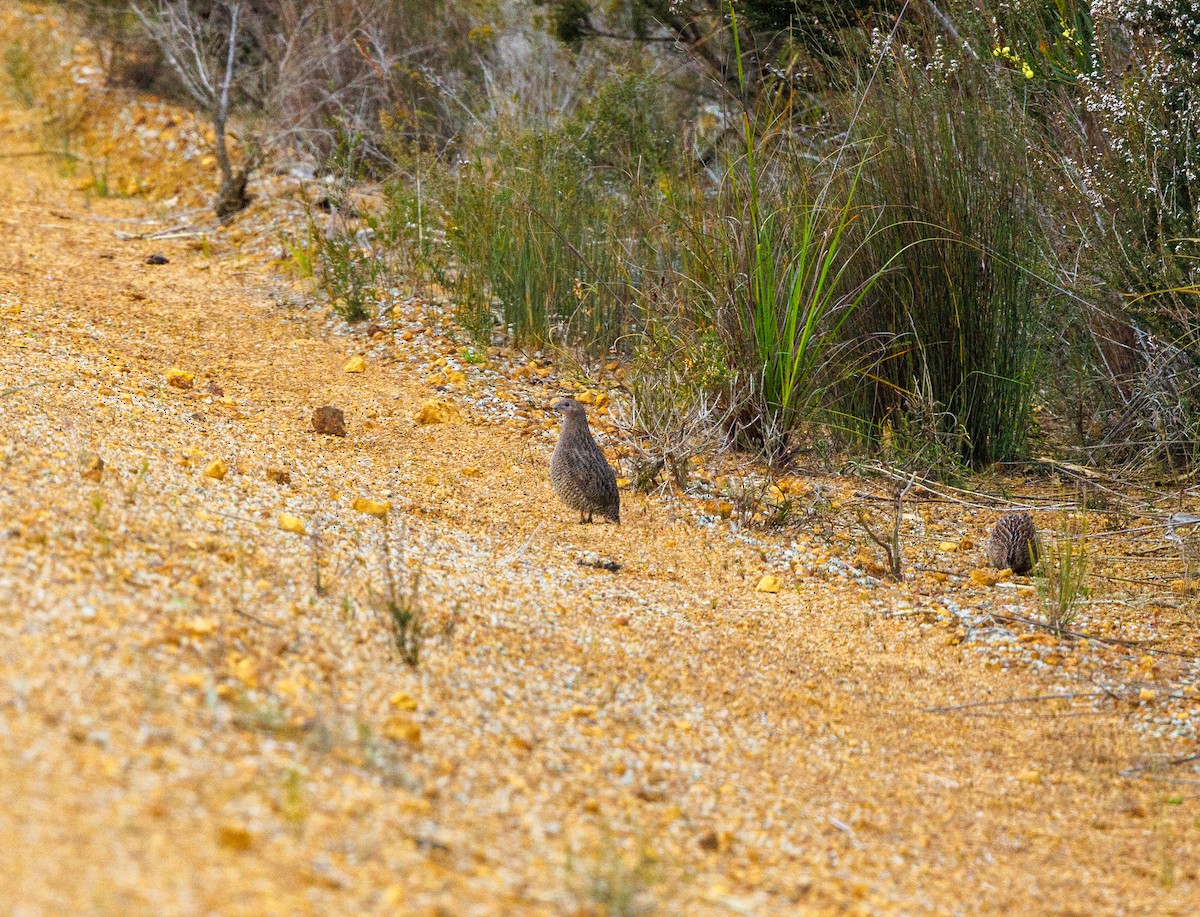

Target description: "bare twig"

left=233, top=607, right=283, bottom=630
left=920, top=0, right=980, bottom=60
left=924, top=691, right=1108, bottom=714
left=988, top=610, right=1200, bottom=659
left=856, top=472, right=916, bottom=580
left=0, top=380, right=62, bottom=399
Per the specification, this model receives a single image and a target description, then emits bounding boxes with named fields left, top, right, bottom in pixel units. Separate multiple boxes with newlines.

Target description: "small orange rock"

left=279, top=514, right=306, bottom=535
left=968, top=568, right=1007, bottom=587
left=166, top=368, right=194, bottom=389
left=389, top=692, right=418, bottom=711
left=414, top=399, right=461, bottom=426
left=384, top=717, right=421, bottom=744
left=352, top=497, right=390, bottom=517
left=217, top=823, right=255, bottom=851
left=81, top=455, right=104, bottom=482
left=182, top=617, right=216, bottom=636
left=755, top=575, right=782, bottom=594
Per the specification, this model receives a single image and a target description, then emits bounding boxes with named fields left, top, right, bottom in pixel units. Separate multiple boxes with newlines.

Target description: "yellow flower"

left=1022, top=62, right=1034, bottom=79
left=467, top=24, right=495, bottom=46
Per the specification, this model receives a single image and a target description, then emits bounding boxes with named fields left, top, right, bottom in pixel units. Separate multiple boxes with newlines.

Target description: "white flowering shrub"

left=1069, top=1, right=1200, bottom=336
left=1031, top=1, right=1200, bottom=465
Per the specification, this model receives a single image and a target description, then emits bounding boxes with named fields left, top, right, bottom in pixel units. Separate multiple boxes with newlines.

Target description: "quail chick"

left=988, top=511, right=1038, bottom=574
left=551, top=398, right=620, bottom=524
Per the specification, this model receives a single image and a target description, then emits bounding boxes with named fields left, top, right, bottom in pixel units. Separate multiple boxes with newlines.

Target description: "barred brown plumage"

left=988, top=511, right=1038, bottom=574
left=551, top=398, right=620, bottom=524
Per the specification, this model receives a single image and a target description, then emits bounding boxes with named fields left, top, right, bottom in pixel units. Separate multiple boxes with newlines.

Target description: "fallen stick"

left=924, top=691, right=1107, bottom=714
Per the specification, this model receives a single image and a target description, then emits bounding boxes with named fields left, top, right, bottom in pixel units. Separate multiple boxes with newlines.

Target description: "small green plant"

left=124, top=459, right=149, bottom=505
left=88, top=491, right=111, bottom=553
left=1036, top=513, right=1089, bottom=635
left=278, top=767, right=309, bottom=831
left=386, top=591, right=424, bottom=668
left=374, top=516, right=425, bottom=668
left=87, top=160, right=115, bottom=198
left=281, top=235, right=314, bottom=278
left=3, top=42, right=36, bottom=108
left=569, top=840, right=658, bottom=917
left=307, top=210, right=380, bottom=323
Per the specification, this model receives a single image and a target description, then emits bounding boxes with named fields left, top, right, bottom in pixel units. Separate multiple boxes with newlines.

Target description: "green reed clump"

left=848, top=70, right=1046, bottom=466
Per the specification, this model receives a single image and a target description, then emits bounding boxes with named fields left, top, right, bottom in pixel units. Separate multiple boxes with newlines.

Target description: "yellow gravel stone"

left=383, top=717, right=421, bottom=744
left=755, top=574, right=782, bottom=593
left=351, top=497, right=389, bottom=517
left=414, top=398, right=461, bottom=425
left=279, top=514, right=306, bottom=535
left=165, top=367, right=194, bottom=389
left=389, top=691, right=418, bottom=711
left=182, top=617, right=216, bottom=636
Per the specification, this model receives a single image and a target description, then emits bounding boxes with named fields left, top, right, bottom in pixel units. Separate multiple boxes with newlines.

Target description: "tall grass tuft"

left=849, top=70, right=1045, bottom=466
left=3, top=41, right=35, bottom=107
left=445, top=68, right=675, bottom=351
left=447, top=130, right=650, bottom=350
left=651, top=6, right=894, bottom=464
left=723, top=150, right=886, bottom=463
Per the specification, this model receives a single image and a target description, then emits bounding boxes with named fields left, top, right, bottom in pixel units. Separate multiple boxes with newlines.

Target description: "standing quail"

left=988, top=511, right=1038, bottom=574
left=551, top=398, right=620, bottom=524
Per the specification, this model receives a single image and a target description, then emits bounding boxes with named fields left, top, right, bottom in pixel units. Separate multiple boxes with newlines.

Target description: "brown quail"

left=551, top=398, right=620, bottom=524
left=988, top=511, right=1038, bottom=574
